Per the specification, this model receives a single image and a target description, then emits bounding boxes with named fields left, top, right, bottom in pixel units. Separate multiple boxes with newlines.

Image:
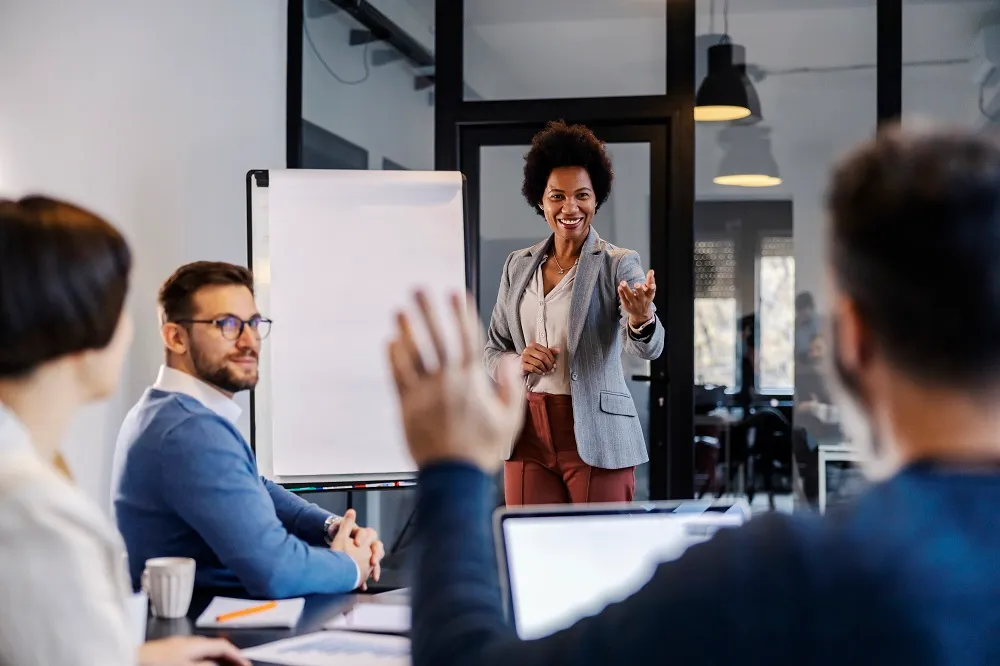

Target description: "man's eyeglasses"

left=174, top=315, right=273, bottom=341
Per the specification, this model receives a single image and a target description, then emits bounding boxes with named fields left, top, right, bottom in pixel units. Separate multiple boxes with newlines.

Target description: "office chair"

left=729, top=407, right=792, bottom=510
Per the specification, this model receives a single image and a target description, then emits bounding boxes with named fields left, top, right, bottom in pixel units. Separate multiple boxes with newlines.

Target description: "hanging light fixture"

left=695, top=0, right=762, bottom=122
left=695, top=43, right=761, bottom=122
left=714, top=125, right=782, bottom=187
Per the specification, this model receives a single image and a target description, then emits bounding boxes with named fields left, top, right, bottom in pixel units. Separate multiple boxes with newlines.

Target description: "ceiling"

left=393, top=0, right=991, bottom=100
left=453, top=0, right=976, bottom=25
left=403, top=0, right=989, bottom=27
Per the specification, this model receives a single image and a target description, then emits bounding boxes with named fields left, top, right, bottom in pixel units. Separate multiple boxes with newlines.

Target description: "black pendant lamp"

left=695, top=42, right=761, bottom=122
left=714, top=125, right=782, bottom=187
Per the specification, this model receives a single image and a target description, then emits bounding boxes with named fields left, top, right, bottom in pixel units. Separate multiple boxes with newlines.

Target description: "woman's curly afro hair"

left=521, top=120, right=614, bottom=217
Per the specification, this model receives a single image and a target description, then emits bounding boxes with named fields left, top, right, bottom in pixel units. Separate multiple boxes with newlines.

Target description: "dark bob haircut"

left=0, top=196, right=131, bottom=378
left=522, top=120, right=614, bottom=217
left=158, top=261, right=255, bottom=323
left=828, top=126, right=1000, bottom=388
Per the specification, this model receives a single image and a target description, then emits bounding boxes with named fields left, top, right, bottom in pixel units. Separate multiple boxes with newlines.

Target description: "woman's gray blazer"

left=483, top=228, right=664, bottom=469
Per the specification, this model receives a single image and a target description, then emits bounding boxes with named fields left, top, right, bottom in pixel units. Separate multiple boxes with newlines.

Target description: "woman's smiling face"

left=539, top=166, right=595, bottom=244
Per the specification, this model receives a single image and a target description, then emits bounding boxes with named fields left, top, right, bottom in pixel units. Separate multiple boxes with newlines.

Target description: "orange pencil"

left=216, top=600, right=278, bottom=623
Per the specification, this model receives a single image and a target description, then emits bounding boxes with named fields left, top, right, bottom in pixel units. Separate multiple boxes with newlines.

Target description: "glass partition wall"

left=282, top=0, right=935, bottom=581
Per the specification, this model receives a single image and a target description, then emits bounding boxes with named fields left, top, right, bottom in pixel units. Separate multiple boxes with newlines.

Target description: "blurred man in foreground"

left=391, top=126, right=1000, bottom=665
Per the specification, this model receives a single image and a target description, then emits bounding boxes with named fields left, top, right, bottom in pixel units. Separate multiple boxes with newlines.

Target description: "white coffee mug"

left=141, top=557, right=195, bottom=619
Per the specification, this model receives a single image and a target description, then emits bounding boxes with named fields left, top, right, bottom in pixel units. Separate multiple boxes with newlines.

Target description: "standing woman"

left=0, top=197, right=246, bottom=665
left=484, top=121, right=664, bottom=505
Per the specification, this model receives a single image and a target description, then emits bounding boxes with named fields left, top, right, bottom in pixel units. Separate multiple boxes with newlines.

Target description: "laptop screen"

left=497, top=502, right=747, bottom=639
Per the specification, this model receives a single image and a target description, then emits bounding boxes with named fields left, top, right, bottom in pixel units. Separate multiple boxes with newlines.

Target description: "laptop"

left=494, top=499, right=750, bottom=640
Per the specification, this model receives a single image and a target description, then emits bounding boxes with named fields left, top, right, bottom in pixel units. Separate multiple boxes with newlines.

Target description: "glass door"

left=461, top=123, right=669, bottom=501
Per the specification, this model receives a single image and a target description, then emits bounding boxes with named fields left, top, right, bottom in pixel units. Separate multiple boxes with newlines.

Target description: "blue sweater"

left=113, top=389, right=358, bottom=598
left=414, top=462, right=1000, bottom=666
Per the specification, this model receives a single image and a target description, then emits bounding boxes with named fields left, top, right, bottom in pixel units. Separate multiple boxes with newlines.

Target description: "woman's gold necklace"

left=551, top=255, right=578, bottom=275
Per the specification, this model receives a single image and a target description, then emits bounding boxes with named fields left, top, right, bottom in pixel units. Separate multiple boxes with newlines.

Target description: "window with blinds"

left=694, top=239, right=737, bottom=388
left=695, top=239, right=736, bottom=299
left=758, top=235, right=795, bottom=392
left=760, top=235, right=793, bottom=258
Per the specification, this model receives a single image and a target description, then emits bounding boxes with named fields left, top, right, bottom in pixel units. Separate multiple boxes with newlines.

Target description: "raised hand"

left=618, top=269, right=656, bottom=325
left=388, top=291, right=526, bottom=472
left=521, top=342, right=560, bottom=375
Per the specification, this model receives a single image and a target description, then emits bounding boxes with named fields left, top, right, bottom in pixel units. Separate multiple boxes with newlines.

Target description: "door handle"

left=631, top=372, right=668, bottom=382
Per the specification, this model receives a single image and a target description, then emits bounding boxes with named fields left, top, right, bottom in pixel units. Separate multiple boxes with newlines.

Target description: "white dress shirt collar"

left=0, top=402, right=35, bottom=457
left=153, top=365, right=242, bottom=425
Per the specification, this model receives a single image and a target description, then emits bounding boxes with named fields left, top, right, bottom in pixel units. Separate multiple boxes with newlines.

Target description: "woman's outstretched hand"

left=619, top=269, right=656, bottom=326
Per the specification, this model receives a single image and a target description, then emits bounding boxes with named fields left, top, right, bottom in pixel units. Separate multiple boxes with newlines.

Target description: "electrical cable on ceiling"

left=757, top=57, right=970, bottom=79
left=719, top=0, right=731, bottom=45
left=703, top=0, right=730, bottom=44
left=304, top=15, right=371, bottom=86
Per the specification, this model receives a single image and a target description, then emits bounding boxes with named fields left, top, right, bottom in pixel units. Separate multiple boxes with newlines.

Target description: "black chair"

left=792, top=426, right=820, bottom=509
left=727, top=407, right=793, bottom=510
left=694, top=434, right=721, bottom=498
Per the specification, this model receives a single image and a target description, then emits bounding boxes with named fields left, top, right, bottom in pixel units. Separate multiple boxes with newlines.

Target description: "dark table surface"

left=146, top=571, right=410, bottom=665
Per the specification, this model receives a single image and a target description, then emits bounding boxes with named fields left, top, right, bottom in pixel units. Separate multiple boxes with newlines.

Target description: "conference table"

left=146, top=573, right=410, bottom=664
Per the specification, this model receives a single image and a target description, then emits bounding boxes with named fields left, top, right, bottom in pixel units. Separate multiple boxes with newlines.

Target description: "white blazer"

left=0, top=404, right=135, bottom=666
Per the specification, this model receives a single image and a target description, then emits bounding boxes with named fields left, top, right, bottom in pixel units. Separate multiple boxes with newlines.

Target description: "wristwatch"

left=323, top=515, right=340, bottom=545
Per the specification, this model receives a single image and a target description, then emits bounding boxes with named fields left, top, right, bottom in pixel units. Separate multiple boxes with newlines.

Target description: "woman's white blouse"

left=519, top=259, right=577, bottom=395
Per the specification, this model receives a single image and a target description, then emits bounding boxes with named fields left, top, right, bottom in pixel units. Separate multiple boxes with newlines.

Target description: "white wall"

left=0, top=0, right=286, bottom=508
left=302, top=0, right=434, bottom=170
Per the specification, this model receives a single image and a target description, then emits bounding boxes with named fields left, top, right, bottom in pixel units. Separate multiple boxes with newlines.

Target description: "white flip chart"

left=249, top=169, right=467, bottom=482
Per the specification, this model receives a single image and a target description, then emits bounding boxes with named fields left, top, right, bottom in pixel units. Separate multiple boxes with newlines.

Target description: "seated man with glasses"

left=112, top=262, right=384, bottom=598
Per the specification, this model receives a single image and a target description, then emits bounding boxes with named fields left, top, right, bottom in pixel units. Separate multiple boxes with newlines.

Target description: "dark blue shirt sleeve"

left=262, top=477, right=333, bottom=547
left=413, top=463, right=816, bottom=666
left=157, top=416, right=358, bottom=598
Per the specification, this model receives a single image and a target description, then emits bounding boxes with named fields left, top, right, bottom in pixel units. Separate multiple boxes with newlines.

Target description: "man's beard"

left=827, top=321, right=900, bottom=481
left=191, top=345, right=258, bottom=394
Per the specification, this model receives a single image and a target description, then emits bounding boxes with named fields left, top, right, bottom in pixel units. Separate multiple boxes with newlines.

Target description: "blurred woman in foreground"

left=0, top=197, right=246, bottom=665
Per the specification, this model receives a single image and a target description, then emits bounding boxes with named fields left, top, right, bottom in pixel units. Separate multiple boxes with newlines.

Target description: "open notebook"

left=195, top=597, right=305, bottom=629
